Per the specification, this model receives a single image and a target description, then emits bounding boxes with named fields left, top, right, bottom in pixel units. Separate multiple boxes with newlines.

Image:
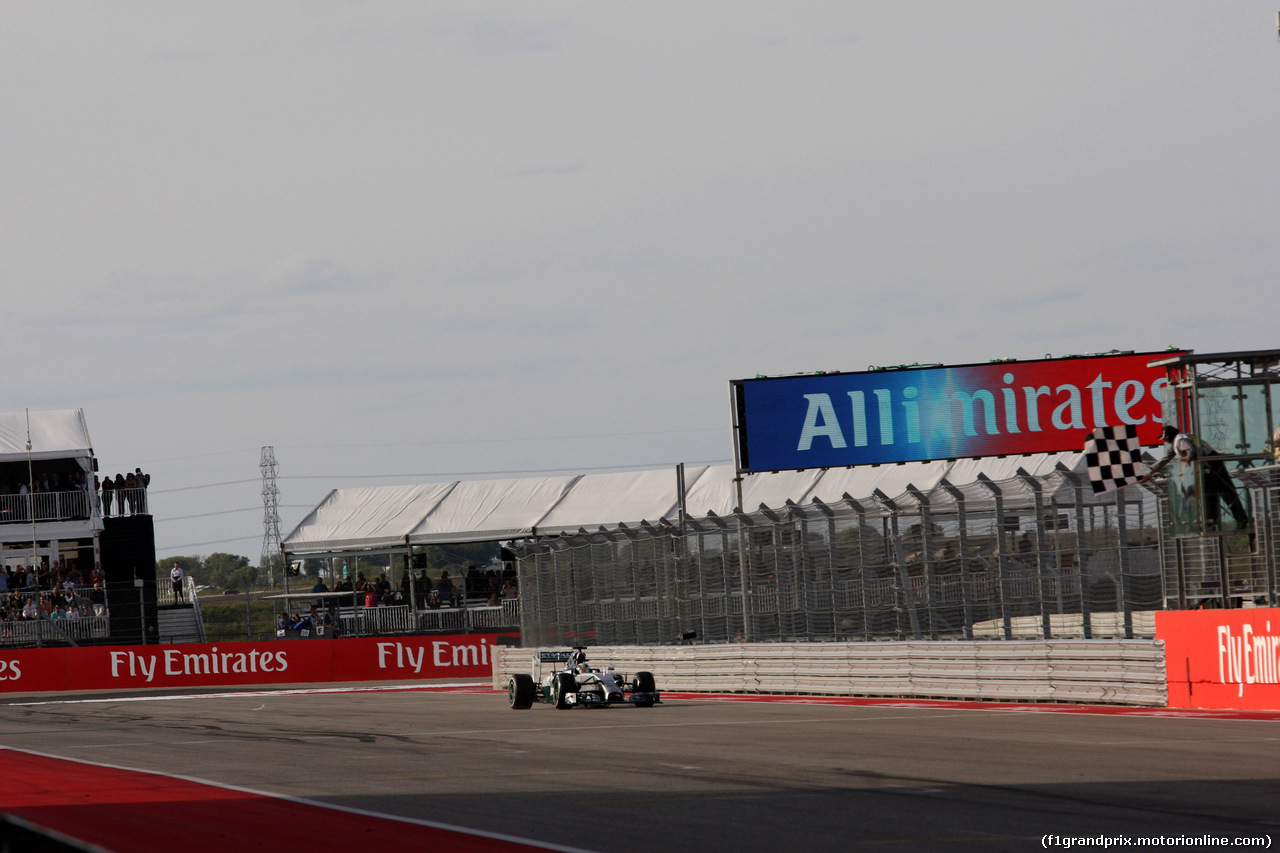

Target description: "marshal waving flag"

left=1084, top=424, right=1144, bottom=494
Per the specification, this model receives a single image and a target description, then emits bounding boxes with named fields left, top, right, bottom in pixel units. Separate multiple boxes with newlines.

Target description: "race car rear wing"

left=538, top=651, right=574, bottom=662
left=532, top=650, right=575, bottom=680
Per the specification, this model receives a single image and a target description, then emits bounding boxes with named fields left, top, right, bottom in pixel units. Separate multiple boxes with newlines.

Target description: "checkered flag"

left=1084, top=424, right=1144, bottom=494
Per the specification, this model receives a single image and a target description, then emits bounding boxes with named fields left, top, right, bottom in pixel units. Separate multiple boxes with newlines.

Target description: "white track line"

left=3, top=682, right=488, bottom=706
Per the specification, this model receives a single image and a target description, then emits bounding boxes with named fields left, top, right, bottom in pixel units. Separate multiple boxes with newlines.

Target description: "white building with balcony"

left=0, top=409, right=105, bottom=574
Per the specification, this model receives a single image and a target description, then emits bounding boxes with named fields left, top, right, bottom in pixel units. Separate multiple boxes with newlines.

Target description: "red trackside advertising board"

left=0, top=634, right=514, bottom=694
left=1156, top=609, right=1280, bottom=711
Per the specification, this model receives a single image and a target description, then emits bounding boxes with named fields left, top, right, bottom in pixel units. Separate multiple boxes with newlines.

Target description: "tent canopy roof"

left=0, top=409, right=93, bottom=463
left=282, top=451, right=1140, bottom=558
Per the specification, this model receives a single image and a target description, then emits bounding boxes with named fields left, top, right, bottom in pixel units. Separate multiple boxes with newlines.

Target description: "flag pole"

left=26, top=410, right=40, bottom=601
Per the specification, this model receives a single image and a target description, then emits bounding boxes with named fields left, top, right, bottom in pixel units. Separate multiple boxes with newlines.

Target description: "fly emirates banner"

left=1157, top=609, right=1280, bottom=711
left=0, top=634, right=514, bottom=693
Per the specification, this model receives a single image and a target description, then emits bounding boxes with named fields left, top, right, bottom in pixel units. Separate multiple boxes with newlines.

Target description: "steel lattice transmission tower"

left=260, top=446, right=283, bottom=589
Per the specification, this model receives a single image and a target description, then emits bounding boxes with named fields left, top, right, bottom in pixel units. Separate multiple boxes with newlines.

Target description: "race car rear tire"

left=553, top=672, right=576, bottom=710
left=634, top=671, right=656, bottom=694
left=508, top=674, right=535, bottom=710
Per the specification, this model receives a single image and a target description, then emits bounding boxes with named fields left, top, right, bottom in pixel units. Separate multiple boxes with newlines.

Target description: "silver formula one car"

left=507, top=647, right=661, bottom=710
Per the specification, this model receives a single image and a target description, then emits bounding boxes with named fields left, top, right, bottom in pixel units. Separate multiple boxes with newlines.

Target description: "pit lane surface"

left=1, top=682, right=1277, bottom=852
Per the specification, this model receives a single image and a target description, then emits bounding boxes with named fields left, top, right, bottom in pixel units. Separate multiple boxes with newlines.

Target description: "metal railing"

left=100, top=487, right=148, bottom=517
left=0, top=614, right=110, bottom=648
left=0, top=490, right=92, bottom=525
left=325, top=600, right=521, bottom=637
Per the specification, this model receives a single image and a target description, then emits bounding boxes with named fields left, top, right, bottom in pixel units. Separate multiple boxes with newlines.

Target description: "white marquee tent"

left=0, top=408, right=100, bottom=546
left=282, top=450, right=1153, bottom=559
left=0, top=409, right=94, bottom=464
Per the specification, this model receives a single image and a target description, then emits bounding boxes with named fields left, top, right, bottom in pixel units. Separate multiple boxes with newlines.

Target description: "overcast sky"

left=3, top=2, right=1277, bottom=559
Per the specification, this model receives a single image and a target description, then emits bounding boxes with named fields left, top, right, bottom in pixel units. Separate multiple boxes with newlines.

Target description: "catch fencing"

left=512, top=465, right=1177, bottom=646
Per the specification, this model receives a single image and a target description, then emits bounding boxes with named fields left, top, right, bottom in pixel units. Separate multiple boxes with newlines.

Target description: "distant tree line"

left=157, top=553, right=258, bottom=592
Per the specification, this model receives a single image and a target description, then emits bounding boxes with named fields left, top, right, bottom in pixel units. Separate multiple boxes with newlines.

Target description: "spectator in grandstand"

left=89, top=582, right=106, bottom=617
left=501, top=579, right=518, bottom=600
left=134, top=468, right=150, bottom=514
left=113, top=473, right=126, bottom=514
left=122, top=472, right=137, bottom=514
left=436, top=571, right=455, bottom=604
left=101, top=475, right=114, bottom=516
left=0, top=567, right=7, bottom=593
left=323, top=604, right=342, bottom=636
left=22, top=596, right=38, bottom=620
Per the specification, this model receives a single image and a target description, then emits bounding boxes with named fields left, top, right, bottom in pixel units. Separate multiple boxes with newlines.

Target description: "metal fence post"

left=875, top=489, right=920, bottom=641
left=906, top=485, right=938, bottom=641
left=1116, top=485, right=1134, bottom=639
left=1017, top=469, right=1051, bottom=640
left=977, top=474, right=1012, bottom=640
left=940, top=478, right=974, bottom=640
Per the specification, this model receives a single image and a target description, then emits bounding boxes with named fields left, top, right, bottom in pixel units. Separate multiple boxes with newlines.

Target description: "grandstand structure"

left=0, top=409, right=198, bottom=649
left=0, top=409, right=101, bottom=571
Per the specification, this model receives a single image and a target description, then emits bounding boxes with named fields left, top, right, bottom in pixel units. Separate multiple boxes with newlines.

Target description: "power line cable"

left=156, top=534, right=261, bottom=552
left=149, top=458, right=732, bottom=494
left=139, top=426, right=723, bottom=466
left=153, top=505, right=315, bottom=523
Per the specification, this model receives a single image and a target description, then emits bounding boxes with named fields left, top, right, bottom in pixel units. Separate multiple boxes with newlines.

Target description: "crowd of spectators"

left=277, top=603, right=342, bottom=635
left=0, top=470, right=92, bottom=495
left=97, top=468, right=150, bottom=517
left=0, top=559, right=107, bottom=631
left=297, top=564, right=518, bottom=613
left=463, top=564, right=518, bottom=605
left=0, top=470, right=95, bottom=524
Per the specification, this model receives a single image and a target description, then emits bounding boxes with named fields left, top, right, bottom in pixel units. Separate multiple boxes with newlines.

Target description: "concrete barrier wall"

left=494, top=641, right=1168, bottom=707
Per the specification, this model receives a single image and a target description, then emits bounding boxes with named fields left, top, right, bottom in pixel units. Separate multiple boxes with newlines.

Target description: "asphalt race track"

left=1, top=681, right=1278, bottom=852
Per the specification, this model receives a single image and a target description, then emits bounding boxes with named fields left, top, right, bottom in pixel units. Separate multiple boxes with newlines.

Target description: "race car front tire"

left=508, top=674, right=535, bottom=710
left=554, top=672, right=576, bottom=710
left=634, top=671, right=656, bottom=693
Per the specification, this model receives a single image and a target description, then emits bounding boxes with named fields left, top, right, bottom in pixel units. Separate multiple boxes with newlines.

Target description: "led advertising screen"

left=731, top=352, right=1178, bottom=474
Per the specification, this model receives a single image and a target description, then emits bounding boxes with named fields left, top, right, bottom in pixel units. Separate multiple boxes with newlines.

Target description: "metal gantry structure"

left=259, top=446, right=283, bottom=589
